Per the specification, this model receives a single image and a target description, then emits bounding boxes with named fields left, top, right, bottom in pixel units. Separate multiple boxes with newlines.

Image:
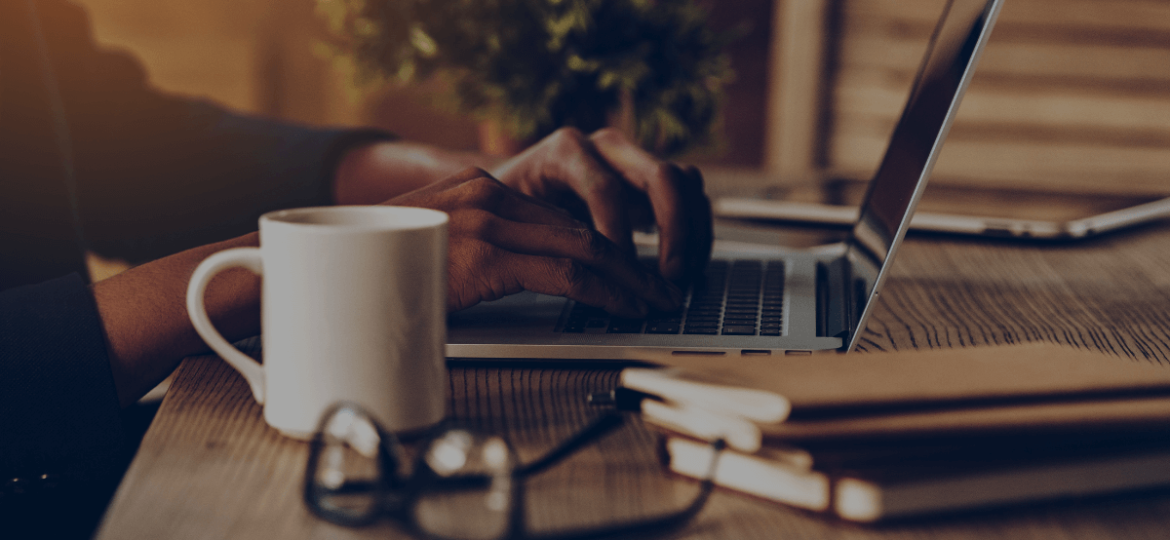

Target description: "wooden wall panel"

left=827, top=0, right=1170, bottom=195
left=765, top=0, right=830, bottom=178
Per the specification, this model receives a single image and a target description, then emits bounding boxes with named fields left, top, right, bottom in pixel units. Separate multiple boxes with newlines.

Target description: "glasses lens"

left=308, top=406, right=387, bottom=522
left=413, top=430, right=516, bottom=540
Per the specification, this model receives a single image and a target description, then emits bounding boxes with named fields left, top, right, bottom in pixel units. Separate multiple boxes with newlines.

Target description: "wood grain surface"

left=97, top=223, right=1170, bottom=539
left=858, top=227, right=1170, bottom=362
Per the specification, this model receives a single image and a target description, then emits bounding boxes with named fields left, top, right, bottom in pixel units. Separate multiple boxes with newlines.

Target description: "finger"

left=513, top=255, right=649, bottom=318
left=496, top=184, right=586, bottom=229
left=468, top=246, right=651, bottom=318
left=683, top=165, right=714, bottom=278
left=400, top=169, right=585, bottom=229
left=455, top=212, right=683, bottom=311
left=453, top=174, right=586, bottom=229
left=545, top=129, right=639, bottom=257
left=589, top=131, right=711, bottom=284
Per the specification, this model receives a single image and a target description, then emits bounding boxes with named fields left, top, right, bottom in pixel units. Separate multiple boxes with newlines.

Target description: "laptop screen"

left=844, top=0, right=1003, bottom=350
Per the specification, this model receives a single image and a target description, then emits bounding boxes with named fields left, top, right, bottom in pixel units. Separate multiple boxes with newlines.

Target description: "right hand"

left=387, top=168, right=684, bottom=318
left=492, top=128, right=713, bottom=287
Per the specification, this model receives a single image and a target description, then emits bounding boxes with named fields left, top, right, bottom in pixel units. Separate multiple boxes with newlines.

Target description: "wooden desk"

left=96, top=223, right=1170, bottom=539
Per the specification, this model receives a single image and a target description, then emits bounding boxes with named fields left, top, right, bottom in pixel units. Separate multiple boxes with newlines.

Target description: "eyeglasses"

left=303, top=402, right=725, bottom=540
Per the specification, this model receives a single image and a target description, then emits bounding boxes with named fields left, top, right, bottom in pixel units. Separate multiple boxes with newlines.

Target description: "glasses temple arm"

left=523, top=439, right=727, bottom=540
left=515, top=413, right=626, bottom=478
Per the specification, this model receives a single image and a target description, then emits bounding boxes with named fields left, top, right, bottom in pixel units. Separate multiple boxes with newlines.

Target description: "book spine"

left=665, top=437, right=832, bottom=513
left=834, top=449, right=1170, bottom=522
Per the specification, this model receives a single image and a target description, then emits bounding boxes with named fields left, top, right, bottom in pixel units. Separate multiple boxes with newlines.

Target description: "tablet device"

left=715, top=181, right=1170, bottom=240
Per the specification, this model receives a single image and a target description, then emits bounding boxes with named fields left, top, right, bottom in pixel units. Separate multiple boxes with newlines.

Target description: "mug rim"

left=261, top=205, right=448, bottom=232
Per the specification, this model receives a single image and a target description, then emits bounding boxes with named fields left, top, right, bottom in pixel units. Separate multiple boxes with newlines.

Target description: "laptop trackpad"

left=447, top=291, right=566, bottom=331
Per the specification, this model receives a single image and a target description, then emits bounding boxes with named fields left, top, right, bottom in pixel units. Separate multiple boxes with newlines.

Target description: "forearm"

left=92, top=141, right=498, bottom=407
left=91, top=232, right=261, bottom=407
left=333, top=140, right=505, bottom=204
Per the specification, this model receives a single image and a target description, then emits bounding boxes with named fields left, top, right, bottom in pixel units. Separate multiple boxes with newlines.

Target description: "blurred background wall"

left=74, top=0, right=1170, bottom=195
left=827, top=0, right=1170, bottom=196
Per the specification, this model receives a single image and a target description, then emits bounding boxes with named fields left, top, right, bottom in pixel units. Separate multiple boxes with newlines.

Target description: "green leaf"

left=317, top=0, right=734, bottom=155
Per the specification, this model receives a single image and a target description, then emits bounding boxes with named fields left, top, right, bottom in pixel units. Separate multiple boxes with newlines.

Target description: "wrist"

left=94, top=233, right=261, bottom=407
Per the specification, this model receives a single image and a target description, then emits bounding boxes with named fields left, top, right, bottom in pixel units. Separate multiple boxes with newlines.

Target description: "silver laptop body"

left=447, top=0, right=1004, bottom=362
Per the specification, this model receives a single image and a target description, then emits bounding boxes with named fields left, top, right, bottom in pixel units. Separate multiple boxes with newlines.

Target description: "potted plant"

left=316, top=0, right=733, bottom=156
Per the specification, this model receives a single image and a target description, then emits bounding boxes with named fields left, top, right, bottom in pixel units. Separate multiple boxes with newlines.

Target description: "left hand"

left=491, top=127, right=713, bottom=286
left=386, top=168, right=683, bottom=317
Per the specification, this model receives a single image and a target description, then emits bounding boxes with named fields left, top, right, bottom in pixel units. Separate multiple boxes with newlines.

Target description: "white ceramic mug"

left=186, top=206, right=449, bottom=439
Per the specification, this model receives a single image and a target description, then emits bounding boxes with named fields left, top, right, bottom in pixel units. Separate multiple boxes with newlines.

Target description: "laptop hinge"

left=816, top=257, right=853, bottom=339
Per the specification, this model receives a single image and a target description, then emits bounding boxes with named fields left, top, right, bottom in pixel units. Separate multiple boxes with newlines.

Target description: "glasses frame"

left=304, top=402, right=724, bottom=540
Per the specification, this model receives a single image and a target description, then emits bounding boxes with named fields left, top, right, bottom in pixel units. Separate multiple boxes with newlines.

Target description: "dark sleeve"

left=0, top=274, right=123, bottom=485
left=38, top=0, right=394, bottom=263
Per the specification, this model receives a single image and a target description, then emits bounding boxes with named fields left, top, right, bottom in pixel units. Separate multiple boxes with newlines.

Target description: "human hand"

left=387, top=168, right=684, bottom=317
left=491, top=128, right=713, bottom=286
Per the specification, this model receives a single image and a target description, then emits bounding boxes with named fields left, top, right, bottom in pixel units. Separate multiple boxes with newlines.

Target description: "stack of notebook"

left=622, top=344, right=1170, bottom=522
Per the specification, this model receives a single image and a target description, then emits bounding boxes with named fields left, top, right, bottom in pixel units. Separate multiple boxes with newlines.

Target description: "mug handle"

left=185, top=248, right=267, bottom=404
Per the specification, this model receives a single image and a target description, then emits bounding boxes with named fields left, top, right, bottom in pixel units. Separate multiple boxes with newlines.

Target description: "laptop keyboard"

left=560, top=260, right=785, bottom=336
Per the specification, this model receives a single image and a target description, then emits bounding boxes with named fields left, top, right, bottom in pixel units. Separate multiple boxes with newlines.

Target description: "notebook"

left=626, top=343, right=1170, bottom=522
left=664, top=432, right=1170, bottom=523
left=447, top=0, right=1005, bottom=361
left=622, top=343, right=1170, bottom=451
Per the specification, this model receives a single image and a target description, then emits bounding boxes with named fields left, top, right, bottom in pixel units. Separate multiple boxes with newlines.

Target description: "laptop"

left=447, top=0, right=1005, bottom=362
